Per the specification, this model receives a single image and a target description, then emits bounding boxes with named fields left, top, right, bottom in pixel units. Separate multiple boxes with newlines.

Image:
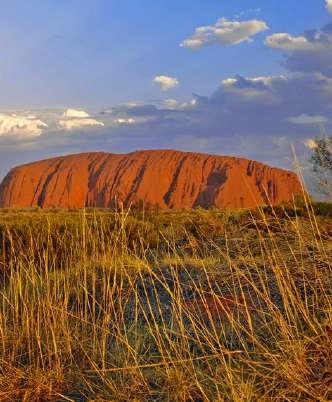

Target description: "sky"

left=0, top=0, right=331, bottom=186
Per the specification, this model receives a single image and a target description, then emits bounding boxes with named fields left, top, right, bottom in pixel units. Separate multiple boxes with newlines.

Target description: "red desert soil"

left=0, top=150, right=303, bottom=209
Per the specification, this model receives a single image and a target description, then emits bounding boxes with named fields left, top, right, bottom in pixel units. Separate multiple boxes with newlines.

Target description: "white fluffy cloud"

left=0, top=113, right=47, bottom=137
left=58, top=108, right=104, bottom=130
left=326, top=0, right=332, bottom=14
left=62, top=108, right=90, bottom=118
left=153, top=75, right=179, bottom=91
left=222, top=75, right=286, bottom=87
left=265, top=33, right=321, bottom=51
left=180, top=18, right=268, bottom=49
left=288, top=114, right=328, bottom=125
left=221, top=78, right=238, bottom=86
left=115, top=117, right=136, bottom=125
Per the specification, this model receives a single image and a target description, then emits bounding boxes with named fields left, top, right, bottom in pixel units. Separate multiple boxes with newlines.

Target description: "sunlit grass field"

left=0, top=201, right=331, bottom=401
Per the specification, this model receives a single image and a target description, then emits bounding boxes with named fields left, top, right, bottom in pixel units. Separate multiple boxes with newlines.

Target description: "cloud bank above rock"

left=0, top=113, right=47, bottom=137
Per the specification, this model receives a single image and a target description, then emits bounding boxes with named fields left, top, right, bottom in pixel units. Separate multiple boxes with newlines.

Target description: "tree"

left=309, top=134, right=332, bottom=200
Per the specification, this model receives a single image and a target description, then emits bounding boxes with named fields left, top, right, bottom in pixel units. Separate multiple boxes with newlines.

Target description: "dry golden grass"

left=0, top=200, right=331, bottom=401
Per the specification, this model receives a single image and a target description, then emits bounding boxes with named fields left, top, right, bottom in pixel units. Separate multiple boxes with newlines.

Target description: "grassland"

left=0, top=201, right=331, bottom=401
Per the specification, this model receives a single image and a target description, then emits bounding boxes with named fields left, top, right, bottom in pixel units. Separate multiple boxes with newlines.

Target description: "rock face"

left=0, top=150, right=303, bottom=209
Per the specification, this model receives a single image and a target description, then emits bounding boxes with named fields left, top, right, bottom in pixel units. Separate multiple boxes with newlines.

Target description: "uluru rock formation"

left=0, top=150, right=303, bottom=209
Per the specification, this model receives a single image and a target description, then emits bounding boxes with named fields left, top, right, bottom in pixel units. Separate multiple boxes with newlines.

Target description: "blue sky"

left=0, top=0, right=327, bottom=107
left=0, top=0, right=331, bottom=184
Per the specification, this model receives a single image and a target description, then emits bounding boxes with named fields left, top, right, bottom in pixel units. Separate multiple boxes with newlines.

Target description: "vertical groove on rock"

left=163, top=155, right=188, bottom=206
left=37, top=160, right=64, bottom=207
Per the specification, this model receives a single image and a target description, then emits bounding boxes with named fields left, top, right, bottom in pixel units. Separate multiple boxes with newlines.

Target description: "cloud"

left=95, top=72, right=332, bottom=169
left=153, top=75, right=179, bottom=91
left=58, top=108, right=104, bottom=130
left=0, top=113, right=47, bottom=137
left=220, top=75, right=287, bottom=99
left=221, top=78, right=238, bottom=86
left=288, top=113, right=328, bottom=124
left=192, top=74, right=332, bottom=143
left=115, top=117, right=136, bottom=125
left=327, top=0, right=332, bottom=14
left=58, top=118, right=104, bottom=130
left=265, top=33, right=318, bottom=50
left=265, top=23, right=332, bottom=77
left=62, top=108, right=90, bottom=118
left=102, top=102, right=191, bottom=127
left=163, top=99, right=179, bottom=109
left=222, top=75, right=283, bottom=88
left=180, top=18, right=268, bottom=49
